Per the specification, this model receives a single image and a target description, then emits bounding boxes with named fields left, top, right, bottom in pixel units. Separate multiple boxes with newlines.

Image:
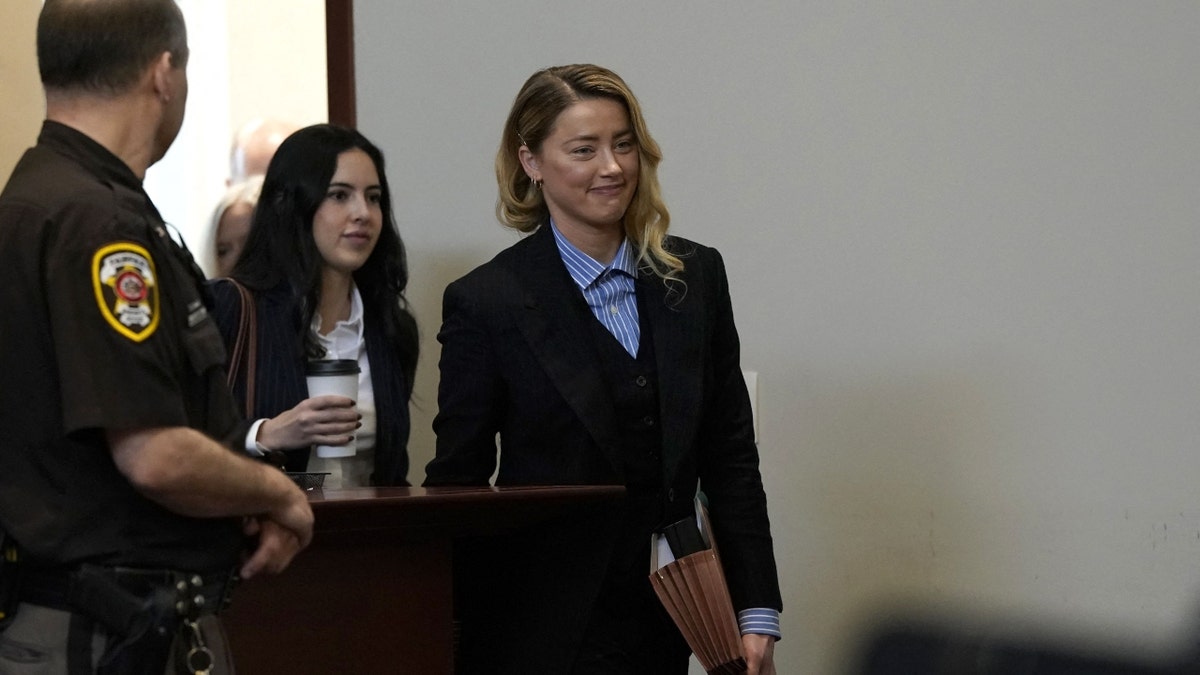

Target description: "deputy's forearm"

left=108, top=426, right=302, bottom=519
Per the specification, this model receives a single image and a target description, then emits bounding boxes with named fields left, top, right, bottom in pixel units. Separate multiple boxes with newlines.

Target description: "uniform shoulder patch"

left=92, top=242, right=161, bottom=342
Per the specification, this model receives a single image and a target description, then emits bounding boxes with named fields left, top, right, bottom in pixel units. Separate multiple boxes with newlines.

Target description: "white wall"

left=355, top=2, right=1200, bottom=672
left=144, top=0, right=327, bottom=269
left=225, top=0, right=327, bottom=135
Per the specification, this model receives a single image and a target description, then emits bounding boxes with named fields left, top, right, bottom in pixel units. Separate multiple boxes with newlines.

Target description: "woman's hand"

left=743, top=633, right=776, bottom=675
left=256, top=395, right=359, bottom=451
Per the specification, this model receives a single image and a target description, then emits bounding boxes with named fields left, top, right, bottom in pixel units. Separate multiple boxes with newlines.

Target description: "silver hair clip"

left=517, top=131, right=529, bottom=147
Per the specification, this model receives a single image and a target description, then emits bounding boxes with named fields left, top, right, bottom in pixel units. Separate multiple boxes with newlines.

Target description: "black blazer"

left=208, top=280, right=412, bottom=486
left=426, top=225, right=781, bottom=671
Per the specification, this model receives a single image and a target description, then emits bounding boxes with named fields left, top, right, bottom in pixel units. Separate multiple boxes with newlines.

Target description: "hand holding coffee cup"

left=305, top=359, right=361, bottom=458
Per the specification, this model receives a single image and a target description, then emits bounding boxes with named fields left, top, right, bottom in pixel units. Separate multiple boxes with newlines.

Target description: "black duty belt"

left=16, top=564, right=237, bottom=673
left=20, top=564, right=235, bottom=628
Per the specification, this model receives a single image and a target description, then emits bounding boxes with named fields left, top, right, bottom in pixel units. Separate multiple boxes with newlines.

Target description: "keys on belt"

left=181, top=619, right=214, bottom=675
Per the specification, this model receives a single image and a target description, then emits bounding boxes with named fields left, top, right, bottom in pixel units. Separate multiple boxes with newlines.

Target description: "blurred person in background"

left=202, top=174, right=262, bottom=277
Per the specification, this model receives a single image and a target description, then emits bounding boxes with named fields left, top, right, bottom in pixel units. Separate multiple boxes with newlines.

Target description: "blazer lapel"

left=363, top=312, right=399, bottom=475
left=512, top=227, right=624, bottom=477
left=641, top=269, right=704, bottom=487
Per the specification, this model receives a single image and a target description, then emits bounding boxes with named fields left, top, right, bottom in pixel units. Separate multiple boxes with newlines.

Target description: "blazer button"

left=635, top=375, right=648, bottom=387
left=643, top=416, right=655, bottom=427
left=667, top=488, right=676, bottom=502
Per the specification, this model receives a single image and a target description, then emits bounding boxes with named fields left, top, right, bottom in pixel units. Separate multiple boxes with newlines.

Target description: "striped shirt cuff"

left=737, top=607, right=781, bottom=640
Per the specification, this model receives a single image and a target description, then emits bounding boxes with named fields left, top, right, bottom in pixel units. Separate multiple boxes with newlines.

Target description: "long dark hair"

left=231, top=123, right=418, bottom=386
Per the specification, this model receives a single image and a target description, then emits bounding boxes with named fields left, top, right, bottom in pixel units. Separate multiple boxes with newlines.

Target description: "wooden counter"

left=223, top=485, right=624, bottom=674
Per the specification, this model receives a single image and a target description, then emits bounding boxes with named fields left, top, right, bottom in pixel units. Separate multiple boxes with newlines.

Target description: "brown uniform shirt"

left=0, top=121, right=245, bottom=571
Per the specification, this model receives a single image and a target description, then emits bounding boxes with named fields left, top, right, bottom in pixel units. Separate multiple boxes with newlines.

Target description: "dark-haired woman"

left=210, top=124, right=418, bottom=487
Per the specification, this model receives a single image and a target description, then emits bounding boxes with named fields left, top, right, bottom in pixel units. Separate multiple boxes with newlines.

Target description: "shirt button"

left=635, top=376, right=648, bottom=387
left=610, top=305, right=619, bottom=315
left=643, top=416, right=655, bottom=427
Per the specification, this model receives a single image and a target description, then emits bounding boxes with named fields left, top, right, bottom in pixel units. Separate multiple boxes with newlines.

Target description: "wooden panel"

left=224, top=485, right=624, bottom=673
left=325, top=0, right=355, bottom=127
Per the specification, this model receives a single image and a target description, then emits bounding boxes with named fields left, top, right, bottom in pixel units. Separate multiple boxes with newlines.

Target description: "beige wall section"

left=0, top=1, right=44, bottom=185
left=225, top=0, right=327, bottom=134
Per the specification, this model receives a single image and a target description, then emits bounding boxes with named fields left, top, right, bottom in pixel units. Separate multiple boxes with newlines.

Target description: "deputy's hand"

left=257, top=395, right=358, bottom=450
left=269, top=482, right=315, bottom=549
left=239, top=475, right=314, bottom=579
left=240, top=515, right=308, bottom=578
left=743, top=633, right=776, bottom=675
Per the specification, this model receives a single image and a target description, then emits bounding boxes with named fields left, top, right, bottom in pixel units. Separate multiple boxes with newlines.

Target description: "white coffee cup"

left=305, top=359, right=360, bottom=458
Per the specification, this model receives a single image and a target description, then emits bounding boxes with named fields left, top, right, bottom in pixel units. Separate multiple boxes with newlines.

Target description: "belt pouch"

left=69, top=565, right=177, bottom=675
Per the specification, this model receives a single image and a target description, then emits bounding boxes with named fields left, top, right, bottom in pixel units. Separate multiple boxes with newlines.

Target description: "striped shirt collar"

left=549, top=220, right=638, bottom=290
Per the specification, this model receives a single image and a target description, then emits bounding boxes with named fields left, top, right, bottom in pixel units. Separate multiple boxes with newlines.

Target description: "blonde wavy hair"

left=495, top=64, right=683, bottom=281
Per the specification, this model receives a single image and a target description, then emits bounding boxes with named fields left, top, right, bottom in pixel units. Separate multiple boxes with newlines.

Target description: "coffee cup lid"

left=306, top=359, right=361, bottom=376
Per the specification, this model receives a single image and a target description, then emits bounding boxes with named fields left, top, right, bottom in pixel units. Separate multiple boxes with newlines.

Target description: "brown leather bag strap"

left=222, top=278, right=257, bottom=419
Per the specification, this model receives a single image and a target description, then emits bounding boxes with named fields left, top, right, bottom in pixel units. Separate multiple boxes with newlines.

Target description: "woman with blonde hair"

left=202, top=174, right=262, bottom=278
left=426, top=64, right=781, bottom=674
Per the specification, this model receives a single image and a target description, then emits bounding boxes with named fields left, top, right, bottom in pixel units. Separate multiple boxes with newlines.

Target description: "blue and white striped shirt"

left=550, top=222, right=782, bottom=641
left=550, top=222, right=640, bottom=357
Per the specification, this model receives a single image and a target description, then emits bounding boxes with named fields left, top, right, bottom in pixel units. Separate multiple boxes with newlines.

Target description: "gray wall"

left=355, top=2, right=1200, bottom=672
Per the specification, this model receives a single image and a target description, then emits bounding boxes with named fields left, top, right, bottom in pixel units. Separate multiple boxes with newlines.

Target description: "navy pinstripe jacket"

left=208, top=280, right=412, bottom=485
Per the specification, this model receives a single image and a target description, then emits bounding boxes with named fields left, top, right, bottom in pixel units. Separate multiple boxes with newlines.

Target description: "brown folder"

left=649, top=503, right=747, bottom=675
